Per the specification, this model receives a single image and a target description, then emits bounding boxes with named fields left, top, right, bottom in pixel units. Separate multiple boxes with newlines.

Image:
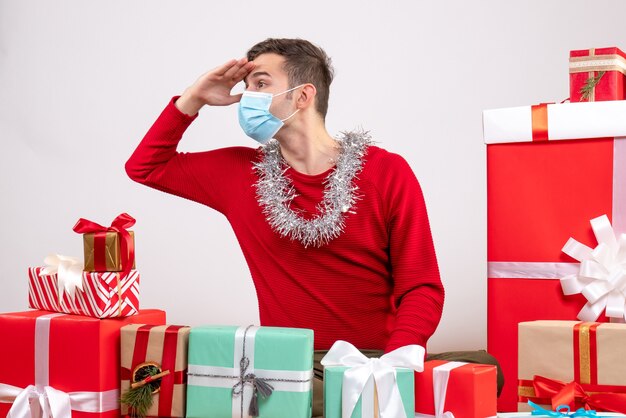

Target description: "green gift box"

left=187, top=325, right=314, bottom=418
left=324, top=366, right=414, bottom=418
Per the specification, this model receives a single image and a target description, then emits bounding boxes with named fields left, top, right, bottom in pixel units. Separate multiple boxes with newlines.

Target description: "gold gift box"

left=83, top=230, right=135, bottom=272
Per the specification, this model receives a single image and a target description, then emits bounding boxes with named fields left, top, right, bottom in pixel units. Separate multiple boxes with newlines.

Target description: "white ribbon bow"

left=414, top=362, right=468, bottom=418
left=40, top=254, right=84, bottom=300
left=561, top=215, right=626, bottom=322
left=321, top=340, right=425, bottom=418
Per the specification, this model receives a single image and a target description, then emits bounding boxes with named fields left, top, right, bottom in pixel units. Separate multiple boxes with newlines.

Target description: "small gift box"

left=321, top=340, right=423, bottom=418
left=0, top=309, right=166, bottom=418
left=186, top=325, right=314, bottom=418
left=569, top=47, right=626, bottom=102
left=518, top=320, right=626, bottom=414
left=414, top=360, right=497, bottom=418
left=120, top=324, right=191, bottom=417
left=28, top=258, right=140, bottom=318
left=482, top=99, right=626, bottom=410
left=73, top=213, right=136, bottom=273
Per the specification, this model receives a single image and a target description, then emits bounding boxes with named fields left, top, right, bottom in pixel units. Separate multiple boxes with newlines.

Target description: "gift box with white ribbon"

left=483, top=99, right=626, bottom=411
left=0, top=309, right=166, bottom=418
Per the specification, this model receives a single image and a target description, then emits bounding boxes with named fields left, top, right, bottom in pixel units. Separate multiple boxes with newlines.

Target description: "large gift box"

left=570, top=47, right=626, bottom=102
left=0, top=309, right=166, bottom=418
left=28, top=266, right=140, bottom=318
left=414, top=360, right=497, bottom=418
left=73, top=213, right=136, bottom=272
left=483, top=100, right=626, bottom=411
left=321, top=341, right=423, bottom=418
left=121, top=324, right=190, bottom=417
left=186, top=325, right=314, bottom=418
left=518, top=321, right=626, bottom=414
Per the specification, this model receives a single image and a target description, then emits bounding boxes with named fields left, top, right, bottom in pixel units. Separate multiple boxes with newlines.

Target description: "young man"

left=127, top=38, right=500, bottom=416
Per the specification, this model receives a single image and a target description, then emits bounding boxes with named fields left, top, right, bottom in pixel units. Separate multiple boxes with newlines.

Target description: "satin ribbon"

left=0, top=313, right=119, bottom=418
left=72, top=213, right=135, bottom=280
left=320, top=340, right=425, bottom=418
left=414, top=362, right=467, bottom=418
left=528, top=401, right=598, bottom=417
left=532, top=375, right=626, bottom=414
left=39, top=254, right=84, bottom=300
left=531, top=104, right=550, bottom=142
left=560, top=215, right=626, bottom=322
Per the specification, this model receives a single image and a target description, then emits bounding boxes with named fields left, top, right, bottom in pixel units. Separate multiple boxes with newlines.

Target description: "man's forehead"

left=245, top=53, right=286, bottom=84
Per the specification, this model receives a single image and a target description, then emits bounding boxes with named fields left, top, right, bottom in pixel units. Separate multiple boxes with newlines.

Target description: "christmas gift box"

left=414, top=360, right=497, bottom=418
left=483, top=100, right=626, bottom=411
left=120, top=324, right=190, bottom=417
left=73, top=213, right=136, bottom=273
left=517, top=321, right=626, bottom=414
left=186, top=325, right=314, bottom=418
left=28, top=260, right=140, bottom=318
left=569, top=47, right=626, bottom=102
left=0, top=309, right=166, bottom=418
left=321, top=340, right=423, bottom=418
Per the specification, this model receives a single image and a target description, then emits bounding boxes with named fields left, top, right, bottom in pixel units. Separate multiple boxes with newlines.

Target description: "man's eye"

left=257, top=81, right=266, bottom=88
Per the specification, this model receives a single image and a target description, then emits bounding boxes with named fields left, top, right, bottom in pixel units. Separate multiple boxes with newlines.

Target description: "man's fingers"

left=222, top=57, right=248, bottom=80
left=212, top=58, right=239, bottom=76
left=232, top=61, right=255, bottom=83
left=228, top=93, right=243, bottom=104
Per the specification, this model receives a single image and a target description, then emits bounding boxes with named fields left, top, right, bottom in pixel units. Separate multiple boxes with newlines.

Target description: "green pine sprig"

left=120, top=364, right=162, bottom=418
left=579, top=71, right=606, bottom=101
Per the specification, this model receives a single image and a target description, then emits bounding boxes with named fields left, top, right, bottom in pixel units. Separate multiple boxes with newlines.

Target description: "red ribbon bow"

left=72, top=213, right=136, bottom=281
left=533, top=375, right=626, bottom=414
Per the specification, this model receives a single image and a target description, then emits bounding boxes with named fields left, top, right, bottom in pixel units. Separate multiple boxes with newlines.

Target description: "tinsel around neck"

left=253, top=130, right=372, bottom=248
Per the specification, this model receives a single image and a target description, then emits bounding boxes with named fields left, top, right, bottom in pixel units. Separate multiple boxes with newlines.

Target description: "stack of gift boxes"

left=0, top=211, right=499, bottom=418
left=484, top=46, right=626, bottom=414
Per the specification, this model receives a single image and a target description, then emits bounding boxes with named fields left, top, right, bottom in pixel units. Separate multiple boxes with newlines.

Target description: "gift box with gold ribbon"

left=120, top=324, right=191, bottom=417
left=518, top=320, right=626, bottom=414
left=570, top=47, right=626, bottom=102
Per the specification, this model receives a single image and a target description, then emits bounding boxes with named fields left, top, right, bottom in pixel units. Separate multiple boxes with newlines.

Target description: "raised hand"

left=176, top=58, right=255, bottom=116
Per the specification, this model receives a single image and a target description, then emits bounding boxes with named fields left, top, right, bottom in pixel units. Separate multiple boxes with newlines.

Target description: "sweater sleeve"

left=382, top=153, right=445, bottom=353
left=125, top=97, right=252, bottom=215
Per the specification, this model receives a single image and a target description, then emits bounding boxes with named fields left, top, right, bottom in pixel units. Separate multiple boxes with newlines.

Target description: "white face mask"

left=238, top=85, right=304, bottom=144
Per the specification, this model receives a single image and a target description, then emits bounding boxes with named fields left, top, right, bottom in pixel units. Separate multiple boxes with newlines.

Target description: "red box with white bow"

left=0, top=310, right=166, bottom=418
left=483, top=100, right=626, bottom=411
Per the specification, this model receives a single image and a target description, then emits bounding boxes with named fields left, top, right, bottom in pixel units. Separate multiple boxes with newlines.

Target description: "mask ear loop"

left=274, top=84, right=306, bottom=122
left=280, top=109, right=300, bottom=122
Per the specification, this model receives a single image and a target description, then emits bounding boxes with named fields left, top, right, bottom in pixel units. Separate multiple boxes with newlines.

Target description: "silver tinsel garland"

left=253, top=130, right=372, bottom=248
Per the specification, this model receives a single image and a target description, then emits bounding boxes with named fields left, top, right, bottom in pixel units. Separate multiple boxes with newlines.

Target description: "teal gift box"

left=323, top=366, right=414, bottom=418
left=186, top=325, right=314, bottom=418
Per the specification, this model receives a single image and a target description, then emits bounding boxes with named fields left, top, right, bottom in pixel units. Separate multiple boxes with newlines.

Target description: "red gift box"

left=570, top=47, right=626, bottom=102
left=414, top=360, right=497, bottom=418
left=0, top=309, right=166, bottom=418
left=483, top=101, right=626, bottom=411
left=28, top=267, right=140, bottom=318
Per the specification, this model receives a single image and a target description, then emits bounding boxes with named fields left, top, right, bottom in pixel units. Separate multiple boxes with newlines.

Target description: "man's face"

left=244, top=53, right=296, bottom=120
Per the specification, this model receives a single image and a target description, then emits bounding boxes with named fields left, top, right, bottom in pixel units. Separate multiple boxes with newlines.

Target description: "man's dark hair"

left=247, top=38, right=334, bottom=120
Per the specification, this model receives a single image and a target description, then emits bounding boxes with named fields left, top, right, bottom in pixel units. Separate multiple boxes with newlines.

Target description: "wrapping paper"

left=83, top=231, right=136, bottom=272
left=414, top=360, right=497, bottom=418
left=186, top=325, right=313, bottom=418
left=0, top=309, right=166, bottom=418
left=28, top=266, right=140, bottom=318
left=120, top=324, right=190, bottom=417
left=483, top=100, right=626, bottom=411
left=518, top=321, right=626, bottom=413
left=569, top=47, right=626, bottom=102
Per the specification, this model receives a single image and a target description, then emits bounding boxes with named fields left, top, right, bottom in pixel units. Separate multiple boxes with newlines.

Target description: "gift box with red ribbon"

left=120, top=324, right=190, bottom=417
left=518, top=321, right=626, bottom=414
left=482, top=100, right=626, bottom=411
left=570, top=47, right=626, bottom=102
left=73, top=213, right=136, bottom=273
left=414, top=360, right=497, bottom=418
left=0, top=309, right=166, bottom=418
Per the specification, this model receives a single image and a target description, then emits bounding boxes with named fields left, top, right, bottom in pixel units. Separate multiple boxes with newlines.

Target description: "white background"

left=1, top=0, right=625, bottom=353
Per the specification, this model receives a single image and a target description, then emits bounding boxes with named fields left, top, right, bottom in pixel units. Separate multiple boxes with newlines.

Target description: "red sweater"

left=126, top=98, right=444, bottom=352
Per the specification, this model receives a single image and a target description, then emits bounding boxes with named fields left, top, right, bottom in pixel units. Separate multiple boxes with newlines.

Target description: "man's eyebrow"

left=244, top=71, right=272, bottom=85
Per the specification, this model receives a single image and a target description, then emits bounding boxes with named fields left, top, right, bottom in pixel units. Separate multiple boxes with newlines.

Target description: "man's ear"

left=297, top=84, right=317, bottom=109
